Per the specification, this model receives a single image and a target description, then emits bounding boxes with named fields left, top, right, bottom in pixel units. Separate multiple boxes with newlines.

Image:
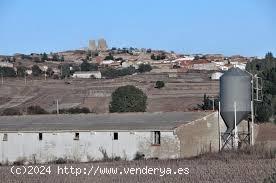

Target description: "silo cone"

left=220, top=68, right=251, bottom=141
left=220, top=109, right=250, bottom=140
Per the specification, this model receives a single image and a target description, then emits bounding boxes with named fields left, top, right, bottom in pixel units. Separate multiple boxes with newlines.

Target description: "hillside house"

left=211, top=72, right=224, bottom=80
left=101, top=60, right=114, bottom=65
left=0, top=112, right=230, bottom=164
left=219, top=65, right=230, bottom=71
left=212, top=61, right=227, bottom=66
left=178, top=56, right=195, bottom=61
left=72, top=71, right=101, bottom=79
left=122, top=61, right=139, bottom=69
left=232, top=63, right=246, bottom=70
left=178, top=60, right=193, bottom=69
left=192, top=60, right=218, bottom=70
left=0, top=62, right=14, bottom=68
left=52, top=68, right=61, bottom=75
left=25, top=69, right=33, bottom=75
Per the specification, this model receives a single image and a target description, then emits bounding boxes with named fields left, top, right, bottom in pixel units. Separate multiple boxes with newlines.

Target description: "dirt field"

left=0, top=157, right=275, bottom=183
left=0, top=71, right=219, bottom=113
left=256, top=123, right=276, bottom=150
left=257, top=123, right=276, bottom=141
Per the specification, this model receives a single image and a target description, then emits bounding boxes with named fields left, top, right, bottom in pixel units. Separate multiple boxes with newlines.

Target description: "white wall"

left=72, top=72, right=101, bottom=79
left=0, top=62, right=14, bottom=68
left=211, top=72, right=223, bottom=80
left=0, top=130, right=179, bottom=163
left=193, top=63, right=218, bottom=70
left=234, top=63, right=246, bottom=70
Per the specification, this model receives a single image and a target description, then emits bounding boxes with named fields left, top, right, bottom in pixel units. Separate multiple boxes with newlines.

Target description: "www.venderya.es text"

left=10, top=165, right=189, bottom=177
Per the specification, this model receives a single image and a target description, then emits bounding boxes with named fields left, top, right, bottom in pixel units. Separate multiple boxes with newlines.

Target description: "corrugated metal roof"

left=0, top=112, right=210, bottom=132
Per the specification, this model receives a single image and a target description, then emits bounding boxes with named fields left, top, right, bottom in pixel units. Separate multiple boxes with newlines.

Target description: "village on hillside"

left=0, top=39, right=254, bottom=79
left=0, top=39, right=255, bottom=115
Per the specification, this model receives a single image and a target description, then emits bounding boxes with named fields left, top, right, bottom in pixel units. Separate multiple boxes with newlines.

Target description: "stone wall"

left=176, top=112, right=256, bottom=157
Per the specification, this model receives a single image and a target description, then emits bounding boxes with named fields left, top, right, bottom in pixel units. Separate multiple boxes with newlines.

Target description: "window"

left=39, top=133, right=43, bottom=141
left=74, top=133, right=79, bottom=140
left=152, top=131, right=161, bottom=145
left=113, top=132, right=118, bottom=140
left=2, top=134, right=8, bottom=141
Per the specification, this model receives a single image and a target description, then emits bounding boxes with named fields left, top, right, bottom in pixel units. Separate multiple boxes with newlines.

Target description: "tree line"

left=246, top=52, right=276, bottom=123
left=0, top=61, right=152, bottom=79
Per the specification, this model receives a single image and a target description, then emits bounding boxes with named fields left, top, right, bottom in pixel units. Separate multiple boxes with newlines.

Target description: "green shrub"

left=16, top=66, right=27, bottom=77
left=58, top=107, right=91, bottom=114
left=101, top=66, right=136, bottom=79
left=263, top=169, right=276, bottom=183
left=155, top=81, right=165, bottom=89
left=42, top=52, right=48, bottom=61
left=27, top=106, right=48, bottom=114
left=133, top=152, right=145, bottom=160
left=31, top=65, right=42, bottom=77
left=138, top=64, right=152, bottom=73
left=255, top=102, right=273, bottom=122
left=197, top=94, right=219, bottom=110
left=109, top=85, right=147, bottom=113
left=104, top=53, right=114, bottom=60
left=246, top=53, right=276, bottom=123
left=0, top=67, right=16, bottom=77
left=80, top=60, right=99, bottom=71
left=1, top=108, right=22, bottom=116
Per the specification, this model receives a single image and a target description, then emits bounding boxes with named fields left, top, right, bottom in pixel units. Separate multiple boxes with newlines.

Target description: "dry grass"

left=0, top=74, right=218, bottom=113
left=1, top=149, right=275, bottom=183
left=192, top=143, right=276, bottom=161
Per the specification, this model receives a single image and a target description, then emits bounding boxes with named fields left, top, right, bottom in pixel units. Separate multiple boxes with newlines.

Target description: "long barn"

left=0, top=112, right=227, bottom=163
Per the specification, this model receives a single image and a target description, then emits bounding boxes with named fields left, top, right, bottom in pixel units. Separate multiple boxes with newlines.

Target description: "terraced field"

left=0, top=71, right=219, bottom=113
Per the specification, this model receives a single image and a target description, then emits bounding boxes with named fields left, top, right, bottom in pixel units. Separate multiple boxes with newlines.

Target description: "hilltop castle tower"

left=89, top=40, right=97, bottom=51
left=97, top=39, right=108, bottom=51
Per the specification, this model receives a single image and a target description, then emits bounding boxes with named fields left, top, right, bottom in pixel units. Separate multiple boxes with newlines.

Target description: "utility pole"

left=218, top=101, right=221, bottom=151
left=251, top=100, right=254, bottom=145
left=43, top=66, right=47, bottom=81
left=251, top=75, right=255, bottom=146
left=56, top=99, right=59, bottom=114
left=234, top=101, right=238, bottom=149
left=24, top=73, right=27, bottom=85
left=212, top=97, right=215, bottom=111
left=60, top=65, right=63, bottom=79
left=244, top=70, right=256, bottom=146
left=256, top=77, right=259, bottom=101
left=1, top=73, right=3, bottom=85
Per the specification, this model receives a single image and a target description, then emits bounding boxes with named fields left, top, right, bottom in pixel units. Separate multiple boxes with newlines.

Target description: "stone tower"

left=97, top=39, right=108, bottom=51
left=89, top=40, right=97, bottom=51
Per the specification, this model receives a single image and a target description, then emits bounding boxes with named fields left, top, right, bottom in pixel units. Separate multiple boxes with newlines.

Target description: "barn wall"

left=176, top=112, right=255, bottom=158
left=176, top=112, right=224, bottom=157
left=0, top=131, right=179, bottom=164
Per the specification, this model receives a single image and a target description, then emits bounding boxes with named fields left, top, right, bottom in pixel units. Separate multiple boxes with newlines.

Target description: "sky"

left=0, top=0, right=275, bottom=56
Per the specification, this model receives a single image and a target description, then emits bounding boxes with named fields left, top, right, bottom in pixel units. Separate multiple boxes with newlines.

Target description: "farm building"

left=0, top=62, right=14, bottom=68
left=192, top=62, right=218, bottom=70
left=211, top=72, right=224, bottom=80
left=72, top=71, right=101, bottom=79
left=0, top=111, right=253, bottom=164
left=121, top=61, right=139, bottom=69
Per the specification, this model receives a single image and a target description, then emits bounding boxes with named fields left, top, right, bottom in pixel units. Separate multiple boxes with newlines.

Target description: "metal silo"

left=220, top=67, right=252, bottom=141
